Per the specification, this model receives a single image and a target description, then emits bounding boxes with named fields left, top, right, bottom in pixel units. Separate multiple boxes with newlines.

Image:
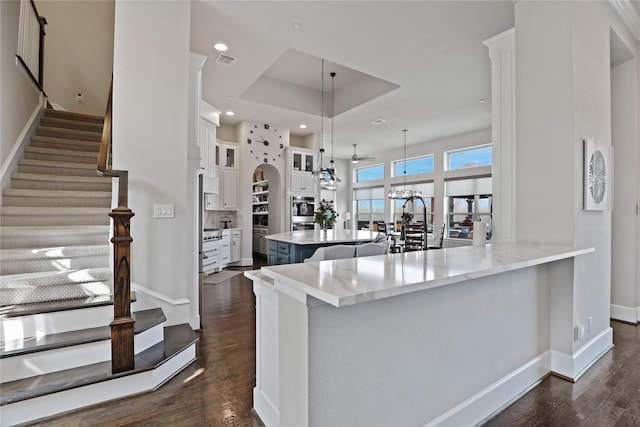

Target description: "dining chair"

left=428, top=223, right=445, bottom=250
left=404, top=222, right=425, bottom=251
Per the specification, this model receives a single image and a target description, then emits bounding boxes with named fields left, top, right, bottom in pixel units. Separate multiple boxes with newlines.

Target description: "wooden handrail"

left=98, top=76, right=136, bottom=374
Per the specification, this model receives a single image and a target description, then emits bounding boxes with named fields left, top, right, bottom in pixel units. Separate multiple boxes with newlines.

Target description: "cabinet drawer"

left=277, top=243, right=289, bottom=254
left=267, top=240, right=278, bottom=252
left=231, top=230, right=241, bottom=238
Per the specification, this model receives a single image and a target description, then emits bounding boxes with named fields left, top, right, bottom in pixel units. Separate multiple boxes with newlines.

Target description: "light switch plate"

left=153, top=204, right=174, bottom=218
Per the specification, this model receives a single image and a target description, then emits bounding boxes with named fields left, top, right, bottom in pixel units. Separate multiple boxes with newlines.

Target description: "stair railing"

left=16, top=0, right=47, bottom=94
left=98, top=77, right=136, bottom=374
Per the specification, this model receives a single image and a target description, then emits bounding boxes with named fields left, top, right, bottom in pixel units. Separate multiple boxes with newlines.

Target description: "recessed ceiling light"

left=292, top=23, right=302, bottom=30
left=225, top=111, right=234, bottom=116
left=370, top=119, right=386, bottom=125
left=479, top=99, right=486, bottom=103
left=299, top=124, right=307, bottom=129
left=214, top=43, right=228, bottom=52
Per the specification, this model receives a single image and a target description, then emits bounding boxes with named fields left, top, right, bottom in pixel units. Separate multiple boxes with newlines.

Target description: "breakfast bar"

left=265, top=229, right=380, bottom=265
left=246, top=242, right=601, bottom=427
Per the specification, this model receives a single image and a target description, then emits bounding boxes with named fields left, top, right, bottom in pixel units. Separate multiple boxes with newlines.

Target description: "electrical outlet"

left=153, top=204, right=174, bottom=218
left=76, top=93, right=83, bottom=102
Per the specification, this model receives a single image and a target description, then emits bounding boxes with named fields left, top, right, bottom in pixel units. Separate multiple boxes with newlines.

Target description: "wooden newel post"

left=109, top=206, right=135, bottom=374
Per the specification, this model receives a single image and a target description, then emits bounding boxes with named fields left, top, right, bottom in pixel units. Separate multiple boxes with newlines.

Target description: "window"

left=393, top=155, right=434, bottom=177
left=447, top=145, right=492, bottom=171
left=390, top=182, right=434, bottom=233
left=355, top=164, right=384, bottom=182
left=354, top=187, right=385, bottom=229
left=445, top=177, right=492, bottom=240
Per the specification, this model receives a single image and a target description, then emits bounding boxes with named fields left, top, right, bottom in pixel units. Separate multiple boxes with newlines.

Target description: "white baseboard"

left=611, top=304, right=639, bottom=324
left=131, top=282, right=191, bottom=326
left=424, top=351, right=550, bottom=426
left=241, top=257, right=253, bottom=267
left=254, top=387, right=280, bottom=427
left=0, top=98, right=45, bottom=197
left=551, top=327, right=613, bottom=381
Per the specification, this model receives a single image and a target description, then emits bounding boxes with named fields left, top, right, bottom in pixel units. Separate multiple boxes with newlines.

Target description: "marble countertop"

left=259, top=242, right=594, bottom=307
left=265, top=229, right=380, bottom=245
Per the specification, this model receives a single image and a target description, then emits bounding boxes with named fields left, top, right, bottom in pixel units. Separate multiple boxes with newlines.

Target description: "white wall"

left=112, top=1, right=193, bottom=323
left=637, top=41, right=640, bottom=322
left=1, top=0, right=42, bottom=169
left=611, top=52, right=639, bottom=323
left=36, top=0, right=114, bottom=114
left=514, top=1, right=638, bottom=355
left=236, top=121, right=290, bottom=261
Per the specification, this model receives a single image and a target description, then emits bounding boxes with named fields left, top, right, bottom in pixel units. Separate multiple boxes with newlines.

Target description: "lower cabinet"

left=267, top=240, right=293, bottom=265
left=231, top=230, right=241, bottom=263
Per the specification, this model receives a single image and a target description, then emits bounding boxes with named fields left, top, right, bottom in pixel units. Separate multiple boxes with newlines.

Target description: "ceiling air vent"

left=215, top=53, right=235, bottom=65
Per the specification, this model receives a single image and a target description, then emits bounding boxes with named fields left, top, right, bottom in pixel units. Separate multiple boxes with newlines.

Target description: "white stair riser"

left=0, top=304, right=113, bottom=342
left=1, top=254, right=109, bottom=275
left=1, top=323, right=166, bottom=383
left=0, top=343, right=196, bottom=427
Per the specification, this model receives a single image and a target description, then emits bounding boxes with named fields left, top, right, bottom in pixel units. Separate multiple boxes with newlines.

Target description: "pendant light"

left=388, top=129, right=421, bottom=199
left=324, top=71, right=341, bottom=190
left=312, top=59, right=330, bottom=187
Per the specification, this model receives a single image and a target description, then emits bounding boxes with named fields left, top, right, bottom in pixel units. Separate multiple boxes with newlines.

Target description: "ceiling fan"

left=351, top=144, right=376, bottom=164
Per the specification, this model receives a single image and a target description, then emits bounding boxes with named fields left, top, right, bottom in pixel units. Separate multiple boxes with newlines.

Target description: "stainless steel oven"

left=290, top=196, right=315, bottom=231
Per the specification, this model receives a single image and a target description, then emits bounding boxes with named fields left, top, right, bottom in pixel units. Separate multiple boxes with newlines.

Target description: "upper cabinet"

left=206, top=140, right=239, bottom=210
left=218, top=141, right=238, bottom=210
left=287, top=148, right=317, bottom=196
left=200, top=119, right=218, bottom=174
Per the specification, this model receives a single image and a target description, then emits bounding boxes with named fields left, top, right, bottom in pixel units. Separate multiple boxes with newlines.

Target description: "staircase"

left=1, top=109, right=112, bottom=305
left=0, top=109, right=197, bottom=426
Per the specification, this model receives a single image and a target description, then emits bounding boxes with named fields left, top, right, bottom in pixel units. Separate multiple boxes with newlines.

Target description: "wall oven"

left=290, top=196, right=315, bottom=231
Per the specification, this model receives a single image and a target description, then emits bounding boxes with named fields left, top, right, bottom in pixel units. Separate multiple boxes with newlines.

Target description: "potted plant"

left=315, top=199, right=338, bottom=234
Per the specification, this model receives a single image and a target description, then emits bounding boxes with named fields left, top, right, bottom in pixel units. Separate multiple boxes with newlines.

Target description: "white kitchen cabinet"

left=207, top=140, right=239, bottom=210
left=222, top=168, right=237, bottom=210
left=287, top=148, right=317, bottom=196
left=290, top=172, right=315, bottom=193
left=231, top=230, right=241, bottom=262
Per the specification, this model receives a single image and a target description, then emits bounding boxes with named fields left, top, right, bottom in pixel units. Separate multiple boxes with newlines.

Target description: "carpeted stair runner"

left=0, top=109, right=113, bottom=305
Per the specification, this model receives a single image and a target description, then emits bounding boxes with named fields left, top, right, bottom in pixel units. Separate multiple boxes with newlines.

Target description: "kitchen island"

left=265, top=229, right=380, bottom=265
left=245, top=242, right=611, bottom=427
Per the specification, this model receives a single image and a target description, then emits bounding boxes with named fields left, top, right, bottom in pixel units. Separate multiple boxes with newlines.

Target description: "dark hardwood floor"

left=37, top=258, right=640, bottom=426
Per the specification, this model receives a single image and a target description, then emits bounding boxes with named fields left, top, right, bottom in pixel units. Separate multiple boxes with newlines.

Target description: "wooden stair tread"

left=0, top=324, right=197, bottom=405
left=1, top=308, right=166, bottom=358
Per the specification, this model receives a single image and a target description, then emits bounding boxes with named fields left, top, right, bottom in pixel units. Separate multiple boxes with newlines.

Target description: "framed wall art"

left=583, top=138, right=613, bottom=211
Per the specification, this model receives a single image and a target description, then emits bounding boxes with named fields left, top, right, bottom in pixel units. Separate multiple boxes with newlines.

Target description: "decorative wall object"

left=583, top=138, right=613, bottom=211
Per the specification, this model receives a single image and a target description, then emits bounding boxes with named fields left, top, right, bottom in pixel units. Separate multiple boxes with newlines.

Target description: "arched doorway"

left=251, top=164, right=282, bottom=257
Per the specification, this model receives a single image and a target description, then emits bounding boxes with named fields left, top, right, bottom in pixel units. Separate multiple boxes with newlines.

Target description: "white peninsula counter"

left=265, top=229, right=380, bottom=265
left=246, top=242, right=604, bottom=427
